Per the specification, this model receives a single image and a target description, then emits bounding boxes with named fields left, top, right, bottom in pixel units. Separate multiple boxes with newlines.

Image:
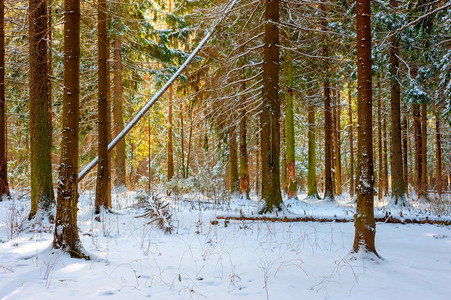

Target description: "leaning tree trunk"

left=285, top=48, right=297, bottom=199
left=113, top=18, right=126, bottom=190
left=389, top=7, right=405, bottom=205
left=95, top=0, right=111, bottom=213
left=53, top=0, right=87, bottom=258
left=29, top=0, right=54, bottom=218
left=353, top=0, right=378, bottom=256
left=260, top=0, right=282, bottom=213
left=0, top=0, right=10, bottom=199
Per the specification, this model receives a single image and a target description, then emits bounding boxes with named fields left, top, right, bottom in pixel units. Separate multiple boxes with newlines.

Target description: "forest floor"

left=0, top=190, right=450, bottom=299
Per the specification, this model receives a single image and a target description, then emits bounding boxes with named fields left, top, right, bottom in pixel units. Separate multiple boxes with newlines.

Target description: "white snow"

left=0, top=191, right=450, bottom=299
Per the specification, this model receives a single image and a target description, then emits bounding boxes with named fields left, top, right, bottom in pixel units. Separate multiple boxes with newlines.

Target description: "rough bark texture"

left=95, top=0, right=111, bottom=213
left=29, top=0, right=54, bottom=218
left=285, top=49, right=297, bottom=198
left=353, top=0, right=377, bottom=255
left=347, top=87, right=354, bottom=198
left=307, top=90, right=319, bottom=199
left=239, top=84, right=250, bottom=199
left=333, top=88, right=342, bottom=195
left=383, top=118, right=388, bottom=196
left=260, top=0, right=282, bottom=213
left=377, top=83, right=383, bottom=201
left=435, top=116, right=442, bottom=196
left=322, top=1, right=334, bottom=201
left=113, top=20, right=126, bottom=190
left=420, top=102, right=427, bottom=200
left=229, top=122, right=239, bottom=196
left=389, top=5, right=405, bottom=204
left=0, top=0, right=10, bottom=199
left=53, top=0, right=87, bottom=258
left=167, top=85, right=174, bottom=181
left=402, top=114, right=408, bottom=194
left=413, top=103, right=422, bottom=195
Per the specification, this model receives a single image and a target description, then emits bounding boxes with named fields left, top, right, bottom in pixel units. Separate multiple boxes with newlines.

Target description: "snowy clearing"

left=1, top=191, right=450, bottom=300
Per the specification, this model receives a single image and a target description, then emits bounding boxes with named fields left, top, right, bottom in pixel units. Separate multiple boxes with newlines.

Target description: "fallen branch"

left=216, top=215, right=451, bottom=225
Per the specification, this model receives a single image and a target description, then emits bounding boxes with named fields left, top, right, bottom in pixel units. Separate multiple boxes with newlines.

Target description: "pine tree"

left=29, top=0, right=54, bottom=218
left=353, top=0, right=378, bottom=256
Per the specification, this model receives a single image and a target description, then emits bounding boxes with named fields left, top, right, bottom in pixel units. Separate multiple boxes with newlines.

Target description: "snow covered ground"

left=0, top=191, right=450, bottom=299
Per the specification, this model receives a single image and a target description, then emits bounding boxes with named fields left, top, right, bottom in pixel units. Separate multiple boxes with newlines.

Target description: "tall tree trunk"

left=260, top=0, right=282, bottom=213
left=413, top=103, right=422, bottom=196
left=420, top=102, right=427, bottom=200
left=322, top=1, right=334, bottom=201
left=167, top=85, right=174, bottom=181
left=180, top=104, right=185, bottom=178
left=185, top=101, right=193, bottom=178
left=0, top=0, right=10, bottom=199
left=53, top=0, right=87, bottom=258
left=29, top=0, right=54, bottom=218
left=436, top=115, right=442, bottom=196
left=389, top=1, right=405, bottom=205
left=239, top=83, right=250, bottom=199
left=95, top=0, right=110, bottom=213
left=402, top=113, right=408, bottom=195
left=229, top=121, right=239, bottom=196
left=353, top=0, right=377, bottom=256
left=307, top=89, right=319, bottom=199
left=113, top=20, right=126, bottom=190
left=383, top=118, right=388, bottom=196
left=377, top=81, right=383, bottom=201
left=285, top=48, right=297, bottom=198
left=334, top=87, right=342, bottom=195
left=347, top=86, right=354, bottom=198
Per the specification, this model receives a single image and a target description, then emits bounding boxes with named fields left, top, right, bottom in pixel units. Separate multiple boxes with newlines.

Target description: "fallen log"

left=215, top=215, right=451, bottom=225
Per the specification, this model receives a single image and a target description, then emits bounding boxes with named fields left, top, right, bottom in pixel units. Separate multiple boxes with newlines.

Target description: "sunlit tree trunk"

left=353, top=0, right=377, bottom=256
left=383, top=118, right=388, bottom=196
left=95, top=0, right=111, bottom=213
left=0, top=0, right=10, bottom=199
left=435, top=116, right=442, bottom=196
left=285, top=48, right=297, bottom=199
left=180, top=104, right=185, bottom=178
left=347, top=86, right=354, bottom=198
left=113, top=19, right=126, bottom=189
left=53, top=0, right=87, bottom=258
left=229, top=120, right=239, bottom=196
left=260, top=0, right=282, bottom=213
left=29, top=0, right=54, bottom=218
left=334, top=88, right=342, bottom=196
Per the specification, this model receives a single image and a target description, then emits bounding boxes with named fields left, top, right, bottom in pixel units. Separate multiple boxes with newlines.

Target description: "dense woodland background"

left=0, top=0, right=450, bottom=254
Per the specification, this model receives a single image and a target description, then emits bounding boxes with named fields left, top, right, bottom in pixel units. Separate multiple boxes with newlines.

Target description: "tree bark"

left=113, top=19, right=126, bottom=190
left=389, top=0, right=406, bottom=205
left=307, top=88, right=319, bottom=199
left=167, top=85, right=174, bottom=181
left=53, top=0, right=87, bottom=258
left=334, top=87, right=342, bottom=195
left=260, top=0, right=282, bottom=213
left=383, top=118, right=388, bottom=196
left=95, top=0, right=111, bottom=213
left=377, top=81, right=383, bottom=201
left=413, top=103, right=422, bottom=196
left=229, top=120, right=239, bottom=196
left=348, top=86, right=354, bottom=198
left=353, top=0, right=377, bottom=256
left=435, top=115, right=442, bottom=196
left=402, top=113, right=408, bottom=195
left=29, top=0, right=54, bottom=218
left=285, top=48, right=297, bottom=198
left=239, top=83, right=250, bottom=199
left=0, top=0, right=10, bottom=199
left=420, top=102, right=427, bottom=200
